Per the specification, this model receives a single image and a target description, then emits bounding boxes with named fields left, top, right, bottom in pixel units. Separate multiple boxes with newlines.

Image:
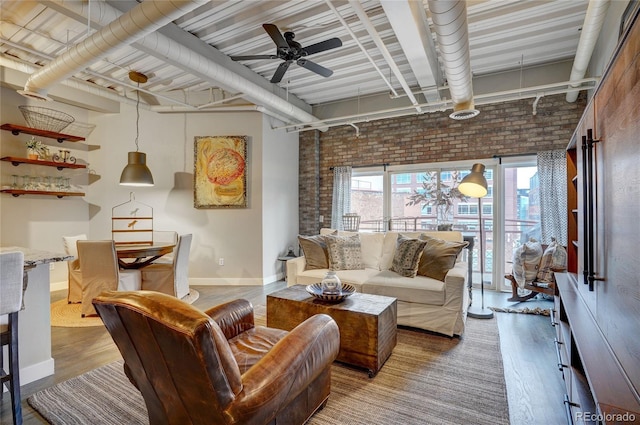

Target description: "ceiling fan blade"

left=297, top=59, right=333, bottom=78
left=263, top=23, right=288, bottom=50
left=230, top=55, right=279, bottom=61
left=302, top=38, right=342, bottom=56
left=271, top=61, right=292, bottom=83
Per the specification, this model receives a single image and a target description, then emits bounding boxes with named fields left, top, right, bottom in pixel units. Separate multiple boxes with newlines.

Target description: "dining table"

left=115, top=243, right=175, bottom=269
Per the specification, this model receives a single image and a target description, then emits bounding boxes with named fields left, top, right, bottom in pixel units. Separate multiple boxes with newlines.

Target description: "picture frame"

left=194, top=135, right=247, bottom=208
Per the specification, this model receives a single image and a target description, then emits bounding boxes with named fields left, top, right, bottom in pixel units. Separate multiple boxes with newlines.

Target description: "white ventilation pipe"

left=19, top=0, right=206, bottom=101
left=46, top=0, right=326, bottom=130
left=427, top=0, right=478, bottom=119
left=566, top=0, right=609, bottom=102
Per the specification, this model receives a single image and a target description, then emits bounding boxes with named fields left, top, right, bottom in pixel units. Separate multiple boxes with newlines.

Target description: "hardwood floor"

left=1, top=284, right=566, bottom=425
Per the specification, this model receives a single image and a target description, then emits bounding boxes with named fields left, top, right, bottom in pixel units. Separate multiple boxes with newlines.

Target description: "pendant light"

left=120, top=71, right=154, bottom=186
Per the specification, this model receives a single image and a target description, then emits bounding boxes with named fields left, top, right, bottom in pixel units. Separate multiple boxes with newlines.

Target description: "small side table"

left=277, top=255, right=296, bottom=282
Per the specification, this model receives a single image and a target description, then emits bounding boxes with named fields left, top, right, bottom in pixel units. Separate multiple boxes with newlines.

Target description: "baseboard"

left=19, top=358, right=55, bottom=387
left=189, top=276, right=280, bottom=286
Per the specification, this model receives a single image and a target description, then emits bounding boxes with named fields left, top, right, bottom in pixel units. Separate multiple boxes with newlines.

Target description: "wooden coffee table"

left=267, top=284, right=397, bottom=377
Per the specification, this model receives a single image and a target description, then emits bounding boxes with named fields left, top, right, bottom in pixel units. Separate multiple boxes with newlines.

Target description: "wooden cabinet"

left=556, top=8, right=640, bottom=424
left=1, top=124, right=88, bottom=197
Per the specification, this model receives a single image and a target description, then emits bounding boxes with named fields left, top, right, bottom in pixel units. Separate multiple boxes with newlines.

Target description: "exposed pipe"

left=324, top=0, right=399, bottom=97
left=566, top=0, right=610, bottom=102
left=426, top=0, right=477, bottom=119
left=19, top=0, right=207, bottom=101
left=349, top=1, right=422, bottom=112
left=2, top=54, right=295, bottom=123
left=275, top=78, right=598, bottom=133
left=47, top=0, right=326, bottom=130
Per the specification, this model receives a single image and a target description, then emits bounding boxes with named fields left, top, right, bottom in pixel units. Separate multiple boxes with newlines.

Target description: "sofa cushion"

left=324, top=234, right=364, bottom=271
left=417, top=235, right=469, bottom=281
left=390, top=236, right=428, bottom=278
left=298, top=235, right=330, bottom=270
left=337, top=231, right=385, bottom=270
left=296, top=268, right=376, bottom=289
left=362, top=270, right=446, bottom=305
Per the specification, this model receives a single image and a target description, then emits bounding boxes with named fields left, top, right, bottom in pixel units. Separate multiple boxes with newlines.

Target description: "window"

left=457, top=203, right=478, bottom=216
left=350, top=172, right=384, bottom=232
left=395, top=174, right=411, bottom=184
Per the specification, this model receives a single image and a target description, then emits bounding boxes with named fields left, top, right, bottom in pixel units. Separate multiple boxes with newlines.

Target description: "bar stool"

left=1, top=251, right=25, bottom=425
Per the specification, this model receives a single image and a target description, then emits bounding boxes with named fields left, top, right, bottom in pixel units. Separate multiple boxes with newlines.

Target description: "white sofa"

left=287, top=229, right=469, bottom=337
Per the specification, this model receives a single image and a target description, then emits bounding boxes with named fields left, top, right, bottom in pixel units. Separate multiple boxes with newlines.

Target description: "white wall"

left=0, top=88, right=90, bottom=284
left=1, top=85, right=300, bottom=287
left=261, top=117, right=299, bottom=281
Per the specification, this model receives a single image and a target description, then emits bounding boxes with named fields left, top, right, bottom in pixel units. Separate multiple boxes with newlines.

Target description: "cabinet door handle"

left=550, top=308, right=558, bottom=327
left=563, top=394, right=578, bottom=425
left=554, top=339, right=568, bottom=371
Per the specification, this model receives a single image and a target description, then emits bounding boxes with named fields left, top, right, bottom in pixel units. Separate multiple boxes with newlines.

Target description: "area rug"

left=489, top=306, right=550, bottom=316
left=29, top=317, right=509, bottom=425
left=50, top=289, right=200, bottom=327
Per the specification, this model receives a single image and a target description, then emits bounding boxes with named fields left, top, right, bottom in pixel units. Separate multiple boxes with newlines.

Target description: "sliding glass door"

left=499, top=161, right=540, bottom=291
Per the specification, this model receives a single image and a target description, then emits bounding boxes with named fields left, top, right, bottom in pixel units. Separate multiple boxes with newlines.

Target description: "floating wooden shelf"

left=0, top=189, right=85, bottom=198
left=1, top=156, right=86, bottom=170
left=1, top=124, right=85, bottom=142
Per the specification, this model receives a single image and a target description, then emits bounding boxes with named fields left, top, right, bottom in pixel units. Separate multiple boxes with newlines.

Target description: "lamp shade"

left=458, top=163, right=488, bottom=198
left=119, top=151, right=154, bottom=186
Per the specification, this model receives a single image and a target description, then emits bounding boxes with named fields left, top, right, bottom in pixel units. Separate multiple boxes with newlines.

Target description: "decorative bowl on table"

left=306, top=282, right=355, bottom=303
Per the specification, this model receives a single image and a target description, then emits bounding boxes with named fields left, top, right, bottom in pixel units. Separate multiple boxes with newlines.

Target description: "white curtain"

left=331, top=166, right=352, bottom=230
left=537, top=150, right=567, bottom=245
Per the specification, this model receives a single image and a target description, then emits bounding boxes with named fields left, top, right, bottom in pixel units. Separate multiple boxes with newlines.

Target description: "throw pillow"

left=324, top=234, right=364, bottom=271
left=417, top=235, right=469, bottom=282
left=512, top=238, right=543, bottom=288
left=536, top=239, right=567, bottom=283
left=298, top=235, right=329, bottom=270
left=390, top=236, right=428, bottom=278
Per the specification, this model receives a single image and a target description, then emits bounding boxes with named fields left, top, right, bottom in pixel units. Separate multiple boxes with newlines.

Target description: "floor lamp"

left=459, top=163, right=494, bottom=319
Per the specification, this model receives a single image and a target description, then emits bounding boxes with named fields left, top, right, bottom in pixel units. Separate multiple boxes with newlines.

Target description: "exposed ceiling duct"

left=45, top=0, right=326, bottom=130
left=566, top=0, right=610, bottom=103
left=19, top=0, right=207, bottom=101
left=426, top=0, right=478, bottom=120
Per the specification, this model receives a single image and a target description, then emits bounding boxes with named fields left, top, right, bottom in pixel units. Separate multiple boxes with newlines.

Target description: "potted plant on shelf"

left=25, top=137, right=45, bottom=160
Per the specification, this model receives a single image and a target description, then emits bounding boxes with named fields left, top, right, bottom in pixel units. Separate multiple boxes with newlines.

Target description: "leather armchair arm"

left=204, top=298, right=254, bottom=340
left=227, top=314, right=340, bottom=424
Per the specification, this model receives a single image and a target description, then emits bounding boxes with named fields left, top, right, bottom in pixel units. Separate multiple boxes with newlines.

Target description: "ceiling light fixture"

left=120, top=71, right=154, bottom=187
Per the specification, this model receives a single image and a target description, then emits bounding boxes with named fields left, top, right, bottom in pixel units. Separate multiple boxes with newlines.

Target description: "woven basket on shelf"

left=18, top=105, right=75, bottom=133
left=63, top=121, right=96, bottom=138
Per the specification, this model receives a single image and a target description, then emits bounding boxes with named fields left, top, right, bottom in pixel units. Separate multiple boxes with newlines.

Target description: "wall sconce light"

left=120, top=71, right=154, bottom=187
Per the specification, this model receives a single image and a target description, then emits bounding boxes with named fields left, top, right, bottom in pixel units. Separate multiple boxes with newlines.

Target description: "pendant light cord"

left=134, top=81, right=140, bottom=152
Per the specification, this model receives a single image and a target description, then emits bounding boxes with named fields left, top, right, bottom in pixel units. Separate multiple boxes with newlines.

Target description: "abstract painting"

left=194, top=135, right=247, bottom=208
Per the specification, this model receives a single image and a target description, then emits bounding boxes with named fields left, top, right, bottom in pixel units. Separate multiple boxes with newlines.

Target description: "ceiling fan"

left=230, top=24, right=342, bottom=84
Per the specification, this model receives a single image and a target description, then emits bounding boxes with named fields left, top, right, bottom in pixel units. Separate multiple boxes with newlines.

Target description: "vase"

left=27, top=149, right=39, bottom=160
left=321, top=271, right=342, bottom=295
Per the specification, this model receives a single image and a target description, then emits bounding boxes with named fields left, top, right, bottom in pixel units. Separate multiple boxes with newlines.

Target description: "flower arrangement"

left=25, top=137, right=46, bottom=158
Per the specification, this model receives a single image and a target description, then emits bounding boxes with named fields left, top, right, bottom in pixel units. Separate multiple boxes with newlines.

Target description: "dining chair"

left=77, top=240, right=142, bottom=317
left=62, top=234, right=87, bottom=303
left=141, top=233, right=192, bottom=299
left=151, top=230, right=178, bottom=264
left=0, top=251, right=24, bottom=425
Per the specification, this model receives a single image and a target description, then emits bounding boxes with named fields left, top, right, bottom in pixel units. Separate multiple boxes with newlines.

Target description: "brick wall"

left=299, top=93, right=586, bottom=235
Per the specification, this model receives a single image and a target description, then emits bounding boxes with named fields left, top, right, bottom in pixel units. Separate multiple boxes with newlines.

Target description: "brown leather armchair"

left=93, top=290, right=340, bottom=425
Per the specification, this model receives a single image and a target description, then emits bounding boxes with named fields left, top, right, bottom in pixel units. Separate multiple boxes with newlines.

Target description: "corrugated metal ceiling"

left=0, top=0, right=593, bottom=126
